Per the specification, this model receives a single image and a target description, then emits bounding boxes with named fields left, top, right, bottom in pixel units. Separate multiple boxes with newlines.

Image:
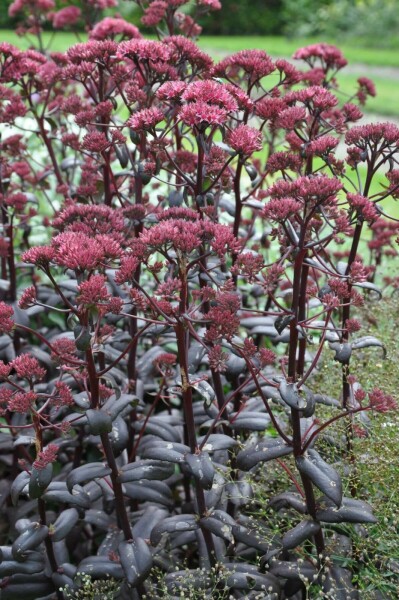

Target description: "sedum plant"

left=0, top=1, right=398, bottom=599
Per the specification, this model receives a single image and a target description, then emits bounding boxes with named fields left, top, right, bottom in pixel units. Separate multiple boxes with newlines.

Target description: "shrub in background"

left=282, top=0, right=399, bottom=47
left=0, top=1, right=398, bottom=599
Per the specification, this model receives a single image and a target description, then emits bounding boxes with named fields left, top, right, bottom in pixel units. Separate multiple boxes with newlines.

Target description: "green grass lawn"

left=0, top=29, right=83, bottom=52
left=198, top=36, right=399, bottom=69
left=334, top=74, right=399, bottom=119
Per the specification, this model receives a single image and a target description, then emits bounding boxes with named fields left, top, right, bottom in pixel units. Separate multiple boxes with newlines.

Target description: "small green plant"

left=62, top=574, right=120, bottom=600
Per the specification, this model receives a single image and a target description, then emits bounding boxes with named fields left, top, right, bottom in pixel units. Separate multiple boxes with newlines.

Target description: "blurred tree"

left=1, top=0, right=15, bottom=28
left=282, top=0, right=399, bottom=46
left=199, top=0, right=284, bottom=35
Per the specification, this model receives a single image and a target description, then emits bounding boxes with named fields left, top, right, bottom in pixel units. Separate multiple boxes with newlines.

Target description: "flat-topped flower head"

left=51, top=6, right=81, bottom=29
left=0, top=303, right=14, bottom=334
left=275, top=59, right=301, bottom=84
left=214, top=49, right=275, bottom=82
left=227, top=124, right=262, bottom=156
left=141, top=1, right=168, bottom=27
left=268, top=174, right=342, bottom=206
left=90, top=17, right=141, bottom=41
left=231, top=251, right=264, bottom=282
left=8, top=390, right=37, bottom=413
left=157, top=207, right=199, bottom=221
left=163, top=36, right=213, bottom=71
left=117, top=39, right=173, bottom=67
left=182, top=80, right=237, bottom=111
left=5, top=192, right=28, bottom=211
left=369, top=388, right=397, bottom=413
left=54, top=381, right=74, bottom=407
left=224, top=83, right=253, bottom=110
left=156, top=81, right=187, bottom=101
left=179, top=101, right=229, bottom=128
left=179, top=80, right=238, bottom=128
left=53, top=204, right=125, bottom=239
left=345, top=318, right=361, bottom=334
left=285, top=86, right=338, bottom=112
left=82, top=131, right=110, bottom=153
left=175, top=13, right=202, bottom=37
left=114, top=255, right=141, bottom=285
left=22, top=246, right=55, bottom=269
left=208, top=344, right=229, bottom=373
left=345, top=122, right=399, bottom=149
left=255, top=97, right=287, bottom=122
left=67, top=40, right=118, bottom=65
left=50, top=338, right=78, bottom=366
left=276, top=106, right=306, bottom=130
left=293, top=43, right=347, bottom=71
left=77, top=274, right=110, bottom=306
left=204, top=290, right=241, bottom=342
left=11, top=354, right=46, bottom=380
left=347, top=193, right=378, bottom=223
left=139, top=218, right=241, bottom=260
left=266, top=151, right=303, bottom=175
left=357, top=77, right=376, bottom=105
left=18, top=286, right=36, bottom=309
left=8, top=0, right=54, bottom=18
left=262, top=197, right=302, bottom=222
left=304, top=135, right=339, bottom=157
left=0, top=85, right=26, bottom=123
left=127, top=107, right=164, bottom=132
left=52, top=232, right=106, bottom=272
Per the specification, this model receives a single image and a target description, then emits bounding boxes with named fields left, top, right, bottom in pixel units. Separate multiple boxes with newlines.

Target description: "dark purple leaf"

left=329, top=342, right=352, bottom=363
left=279, top=380, right=307, bottom=411
left=236, top=438, right=292, bottom=471
left=85, top=409, right=112, bottom=435
left=296, top=449, right=342, bottom=507
left=274, top=314, right=294, bottom=334
left=123, top=480, right=173, bottom=507
left=0, top=581, right=54, bottom=600
left=0, top=559, right=44, bottom=576
left=225, top=481, right=253, bottom=506
left=228, top=412, right=270, bottom=431
left=197, top=433, right=239, bottom=452
left=322, top=565, right=359, bottom=599
left=282, top=519, right=321, bottom=550
left=132, top=419, right=180, bottom=442
left=118, top=538, right=153, bottom=586
left=269, top=559, right=317, bottom=581
left=50, top=508, right=80, bottom=542
left=12, top=523, right=49, bottom=561
left=77, top=556, right=124, bottom=579
left=117, top=459, right=174, bottom=483
left=352, top=335, right=386, bottom=358
left=66, top=462, right=111, bottom=492
left=185, top=451, right=215, bottom=490
left=11, top=471, right=29, bottom=506
left=142, top=441, right=189, bottom=463
left=269, top=492, right=307, bottom=514
left=316, top=497, right=377, bottom=524
left=232, top=525, right=270, bottom=552
left=73, top=325, right=92, bottom=351
left=43, top=482, right=91, bottom=509
left=150, top=515, right=198, bottom=546
left=29, top=464, right=53, bottom=500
